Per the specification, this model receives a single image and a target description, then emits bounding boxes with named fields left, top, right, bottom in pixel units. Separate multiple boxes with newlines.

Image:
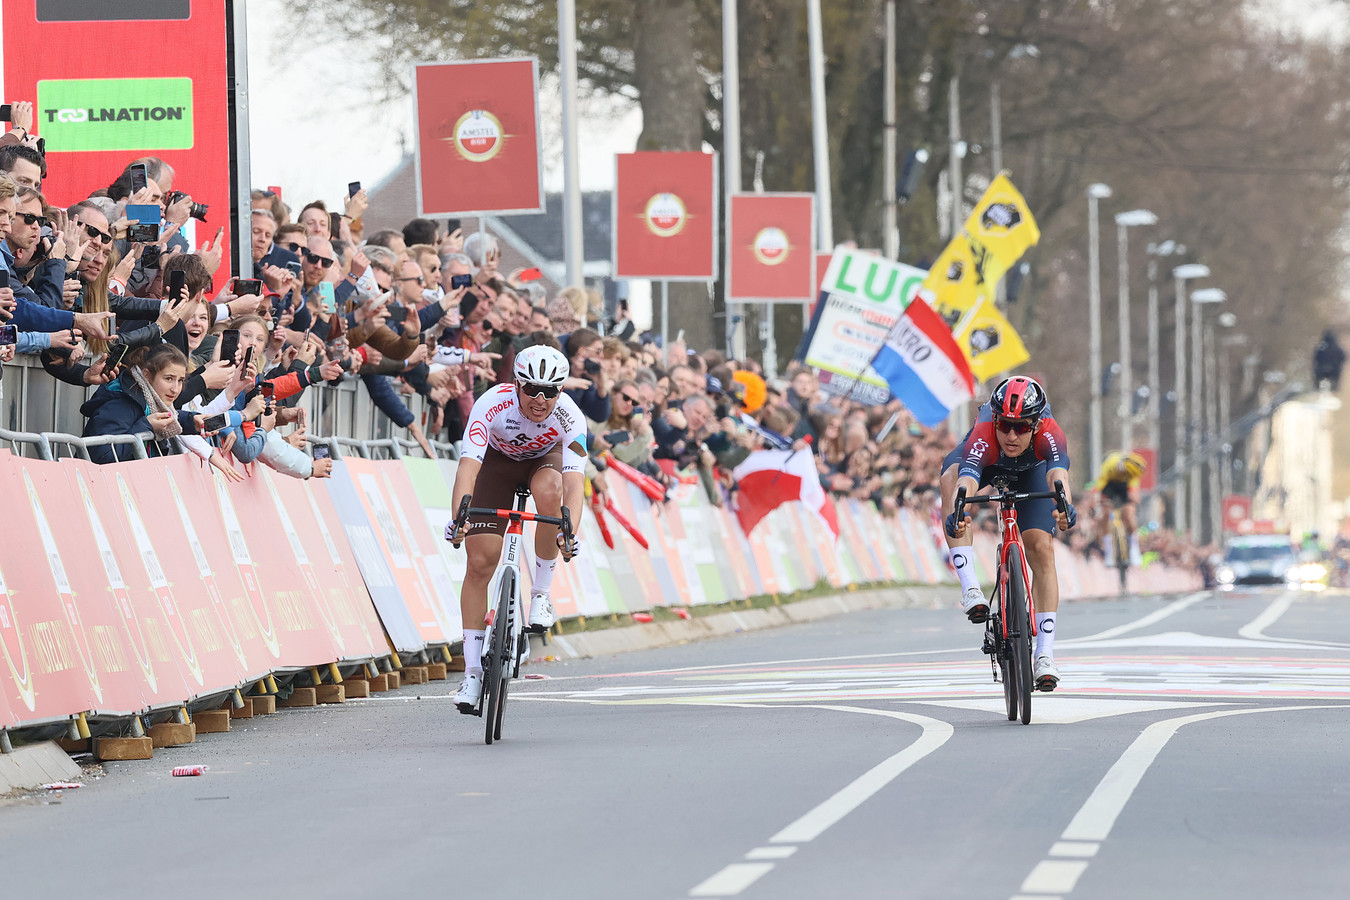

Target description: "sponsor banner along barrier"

left=0, top=446, right=1201, bottom=734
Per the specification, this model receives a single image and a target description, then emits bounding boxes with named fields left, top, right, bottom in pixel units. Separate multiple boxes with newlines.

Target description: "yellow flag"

left=951, top=296, right=1030, bottom=382
left=923, top=173, right=1041, bottom=324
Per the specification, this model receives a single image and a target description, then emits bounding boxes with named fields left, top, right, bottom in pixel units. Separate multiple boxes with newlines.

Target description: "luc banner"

left=412, top=57, right=544, bottom=217
left=728, top=193, right=815, bottom=303
left=612, top=151, right=718, bottom=281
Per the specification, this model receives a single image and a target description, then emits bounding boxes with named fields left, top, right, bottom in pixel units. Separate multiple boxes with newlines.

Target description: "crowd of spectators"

left=0, top=100, right=1214, bottom=577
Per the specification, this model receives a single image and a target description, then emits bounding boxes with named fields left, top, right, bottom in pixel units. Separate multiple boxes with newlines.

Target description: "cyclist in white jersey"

left=447, top=344, right=585, bottom=711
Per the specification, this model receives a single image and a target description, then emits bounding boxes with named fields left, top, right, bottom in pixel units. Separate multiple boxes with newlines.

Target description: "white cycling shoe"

left=1034, top=655, right=1060, bottom=692
left=528, top=591, right=555, bottom=633
left=454, top=672, right=483, bottom=714
left=960, top=586, right=990, bottom=624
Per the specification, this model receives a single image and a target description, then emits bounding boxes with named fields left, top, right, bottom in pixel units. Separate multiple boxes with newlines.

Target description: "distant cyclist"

left=1092, top=450, right=1147, bottom=566
left=941, top=376, right=1077, bottom=691
left=445, top=345, right=585, bottom=713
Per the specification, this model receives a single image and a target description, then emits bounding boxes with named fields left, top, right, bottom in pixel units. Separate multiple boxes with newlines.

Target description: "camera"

left=127, top=222, right=159, bottom=243
left=166, top=191, right=209, bottom=222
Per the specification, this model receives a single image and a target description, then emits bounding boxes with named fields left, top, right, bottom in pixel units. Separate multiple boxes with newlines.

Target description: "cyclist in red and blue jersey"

left=940, top=376, right=1077, bottom=690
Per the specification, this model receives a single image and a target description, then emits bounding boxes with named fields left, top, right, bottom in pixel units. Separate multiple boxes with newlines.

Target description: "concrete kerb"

left=0, top=741, right=82, bottom=794
left=535, top=586, right=950, bottom=661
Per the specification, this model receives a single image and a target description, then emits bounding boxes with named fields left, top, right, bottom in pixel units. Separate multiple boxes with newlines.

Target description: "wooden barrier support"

left=343, top=679, right=371, bottom=698
left=426, top=663, right=448, bottom=681
left=148, top=722, right=196, bottom=748
left=279, top=687, right=317, bottom=708
left=315, top=685, right=345, bottom=704
left=366, top=674, right=389, bottom=692
left=193, top=710, right=231, bottom=734
left=95, top=736, right=153, bottom=761
left=229, top=698, right=255, bottom=719
left=386, top=672, right=402, bottom=689
left=251, top=695, right=277, bottom=715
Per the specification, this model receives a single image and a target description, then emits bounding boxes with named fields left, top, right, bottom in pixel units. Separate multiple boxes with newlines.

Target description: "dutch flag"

left=870, top=297, right=976, bottom=427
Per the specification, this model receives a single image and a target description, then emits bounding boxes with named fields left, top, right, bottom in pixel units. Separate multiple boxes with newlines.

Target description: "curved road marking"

left=1065, top=592, right=1208, bottom=644
left=1236, top=594, right=1350, bottom=648
left=1013, top=703, right=1350, bottom=899
left=687, top=704, right=952, bottom=897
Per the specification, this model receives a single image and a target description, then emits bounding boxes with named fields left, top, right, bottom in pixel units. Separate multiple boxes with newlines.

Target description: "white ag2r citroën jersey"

left=460, top=382, right=588, bottom=474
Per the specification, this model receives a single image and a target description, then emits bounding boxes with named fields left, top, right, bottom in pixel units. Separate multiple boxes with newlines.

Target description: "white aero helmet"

left=514, top=344, right=569, bottom=387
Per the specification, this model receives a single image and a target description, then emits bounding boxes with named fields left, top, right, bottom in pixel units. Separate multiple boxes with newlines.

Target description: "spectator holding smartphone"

left=591, top=378, right=655, bottom=470
left=563, top=327, right=611, bottom=424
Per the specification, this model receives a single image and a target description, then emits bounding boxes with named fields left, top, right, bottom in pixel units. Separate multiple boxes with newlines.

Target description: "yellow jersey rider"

left=1092, top=451, right=1147, bottom=564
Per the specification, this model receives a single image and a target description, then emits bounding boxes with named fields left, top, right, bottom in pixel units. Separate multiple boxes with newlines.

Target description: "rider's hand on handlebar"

left=557, top=530, right=578, bottom=562
left=1054, top=503, right=1077, bottom=532
left=445, top=518, right=468, bottom=547
left=945, top=511, right=971, bottom=540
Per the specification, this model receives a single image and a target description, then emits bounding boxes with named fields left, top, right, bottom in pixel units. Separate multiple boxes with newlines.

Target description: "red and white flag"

left=732, top=449, right=839, bottom=539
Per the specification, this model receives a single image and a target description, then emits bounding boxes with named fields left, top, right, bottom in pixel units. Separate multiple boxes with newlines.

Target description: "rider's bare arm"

left=451, top=458, right=482, bottom=522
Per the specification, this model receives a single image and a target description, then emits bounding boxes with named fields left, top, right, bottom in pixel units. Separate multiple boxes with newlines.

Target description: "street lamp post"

left=1172, top=263, right=1210, bottom=532
left=1216, top=314, right=1242, bottom=542
left=1087, top=183, right=1113, bottom=471
left=1114, top=209, right=1157, bottom=453
left=1189, top=287, right=1226, bottom=543
left=1146, top=241, right=1185, bottom=526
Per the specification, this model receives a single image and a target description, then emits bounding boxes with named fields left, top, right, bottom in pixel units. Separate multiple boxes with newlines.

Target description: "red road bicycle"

left=955, top=477, right=1068, bottom=725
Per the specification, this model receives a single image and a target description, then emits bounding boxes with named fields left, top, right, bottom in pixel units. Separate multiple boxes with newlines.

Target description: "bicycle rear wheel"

left=1006, top=544, right=1033, bottom=725
left=483, top=574, right=515, bottom=745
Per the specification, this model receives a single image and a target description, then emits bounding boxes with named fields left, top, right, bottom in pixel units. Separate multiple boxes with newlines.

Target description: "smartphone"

left=260, top=381, right=275, bottom=412
left=202, top=413, right=230, bottom=433
left=125, top=204, right=161, bottom=245
left=517, top=267, right=543, bottom=282
left=168, top=269, right=187, bottom=303
left=0, top=105, right=11, bottom=123
left=318, top=281, right=336, bottom=313
left=312, top=445, right=331, bottom=461
left=347, top=181, right=362, bottom=198
left=104, top=341, right=129, bottom=371
left=444, top=218, right=461, bottom=235
left=0, top=324, right=16, bottom=346
left=126, top=222, right=158, bottom=243
left=450, top=273, right=473, bottom=290
left=235, top=279, right=262, bottom=296
left=241, top=345, right=254, bottom=371
left=106, top=314, right=117, bottom=338
left=129, top=163, right=148, bottom=194
left=218, top=329, right=241, bottom=364
left=583, top=359, right=601, bottom=376
left=285, top=260, right=303, bottom=277
left=603, top=430, right=632, bottom=445
left=0, top=269, right=9, bottom=288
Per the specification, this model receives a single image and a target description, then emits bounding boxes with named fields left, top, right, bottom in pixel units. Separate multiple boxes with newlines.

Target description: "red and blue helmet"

left=991, top=376, right=1047, bottom=421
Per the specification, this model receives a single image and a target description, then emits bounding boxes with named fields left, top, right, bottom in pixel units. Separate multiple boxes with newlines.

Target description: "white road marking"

left=745, top=846, right=797, bottom=860
left=769, top=707, right=953, bottom=843
left=688, top=862, right=775, bottom=897
left=1022, top=860, right=1089, bottom=893
left=913, top=698, right=1224, bottom=724
left=1013, top=704, right=1350, bottom=900
left=1237, top=593, right=1295, bottom=641
left=1049, top=842, right=1099, bottom=857
left=1064, top=592, right=1207, bottom=643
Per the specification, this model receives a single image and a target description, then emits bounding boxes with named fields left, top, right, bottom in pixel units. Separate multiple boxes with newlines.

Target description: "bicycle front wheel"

left=1006, top=544, right=1033, bottom=725
left=483, top=573, right=515, bottom=745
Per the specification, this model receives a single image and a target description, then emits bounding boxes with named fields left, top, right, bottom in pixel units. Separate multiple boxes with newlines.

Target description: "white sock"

left=1035, top=613, right=1056, bottom=658
left=532, top=555, right=558, bottom=595
left=949, top=546, right=981, bottom=593
left=462, top=629, right=485, bottom=674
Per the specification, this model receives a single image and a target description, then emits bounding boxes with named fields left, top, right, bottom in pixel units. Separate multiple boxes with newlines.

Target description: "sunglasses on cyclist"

left=995, top=418, right=1038, bottom=436
left=303, top=250, right=334, bottom=268
left=518, top=382, right=560, bottom=399
left=83, top=222, right=113, bottom=245
left=18, top=212, right=48, bottom=227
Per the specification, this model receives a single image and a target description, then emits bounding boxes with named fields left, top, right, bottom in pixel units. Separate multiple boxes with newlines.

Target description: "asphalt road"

left=4, top=585, right=1349, bottom=900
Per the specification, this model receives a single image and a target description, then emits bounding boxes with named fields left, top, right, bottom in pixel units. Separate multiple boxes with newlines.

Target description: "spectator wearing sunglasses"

left=591, top=378, right=655, bottom=469
left=562, top=327, right=611, bottom=424
left=6, top=185, right=66, bottom=308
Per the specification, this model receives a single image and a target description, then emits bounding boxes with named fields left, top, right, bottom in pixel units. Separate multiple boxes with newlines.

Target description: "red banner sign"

left=2, top=0, right=234, bottom=275
left=613, top=151, right=717, bottom=280
left=728, top=193, right=815, bottom=302
left=412, top=58, right=544, bottom=216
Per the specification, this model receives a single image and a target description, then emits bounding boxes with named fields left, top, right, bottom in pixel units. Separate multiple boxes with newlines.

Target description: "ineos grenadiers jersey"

left=460, top=382, right=588, bottom=474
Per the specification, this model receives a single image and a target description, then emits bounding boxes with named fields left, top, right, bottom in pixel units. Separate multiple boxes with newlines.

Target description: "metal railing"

left=2, top=353, right=444, bottom=460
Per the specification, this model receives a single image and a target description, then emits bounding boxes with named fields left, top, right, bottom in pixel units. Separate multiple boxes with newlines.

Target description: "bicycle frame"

left=993, top=505, right=1037, bottom=643
left=483, top=509, right=526, bottom=679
